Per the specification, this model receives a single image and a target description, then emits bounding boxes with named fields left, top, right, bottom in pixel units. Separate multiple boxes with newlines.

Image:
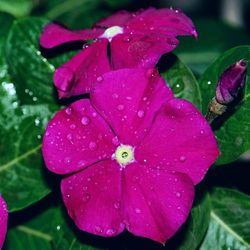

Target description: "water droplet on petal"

left=95, top=226, right=103, bottom=233
left=112, top=93, right=119, bottom=99
left=70, top=124, right=76, bottom=129
left=106, top=228, right=116, bottom=236
left=114, top=201, right=121, bottom=209
left=176, top=192, right=181, bottom=198
left=81, top=116, right=90, bottom=126
left=64, top=157, right=71, bottom=165
left=82, top=193, right=91, bottom=202
left=179, top=156, right=186, bottom=162
left=137, top=110, right=145, bottom=118
left=117, top=104, right=125, bottom=111
left=89, top=141, right=98, bottom=151
left=112, top=136, right=120, bottom=146
left=65, top=107, right=72, bottom=115
left=97, top=76, right=103, bottom=82
left=135, top=208, right=141, bottom=214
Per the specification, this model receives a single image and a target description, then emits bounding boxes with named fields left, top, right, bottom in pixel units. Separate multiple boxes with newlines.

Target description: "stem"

left=205, top=97, right=227, bottom=124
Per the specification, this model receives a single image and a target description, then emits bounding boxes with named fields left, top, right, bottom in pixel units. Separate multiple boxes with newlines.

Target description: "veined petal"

left=54, top=39, right=110, bottom=98
left=127, top=8, right=198, bottom=38
left=111, top=33, right=179, bottom=69
left=42, top=99, right=116, bottom=174
left=135, top=98, right=219, bottom=184
left=0, top=196, right=7, bottom=249
left=95, top=10, right=132, bottom=28
left=123, top=164, right=194, bottom=243
left=91, top=68, right=173, bottom=146
left=61, top=160, right=125, bottom=237
left=40, top=23, right=103, bottom=48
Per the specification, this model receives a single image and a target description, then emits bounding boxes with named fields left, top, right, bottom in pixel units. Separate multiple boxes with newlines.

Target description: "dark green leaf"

left=0, top=15, right=56, bottom=211
left=199, top=46, right=250, bottom=165
left=200, top=188, right=250, bottom=250
left=161, top=54, right=201, bottom=109
left=4, top=204, right=103, bottom=250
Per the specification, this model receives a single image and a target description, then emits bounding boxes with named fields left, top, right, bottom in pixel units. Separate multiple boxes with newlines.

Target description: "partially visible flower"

left=42, top=68, right=218, bottom=243
left=0, top=195, right=8, bottom=249
left=40, top=8, right=197, bottom=98
left=216, top=59, right=247, bottom=105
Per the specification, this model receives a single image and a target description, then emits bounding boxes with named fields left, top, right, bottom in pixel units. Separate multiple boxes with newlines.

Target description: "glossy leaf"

left=0, top=0, right=33, bottom=17
left=0, top=15, right=56, bottom=211
left=200, top=188, right=250, bottom=250
left=4, top=204, right=103, bottom=250
left=199, top=46, right=250, bottom=165
left=160, top=54, right=202, bottom=110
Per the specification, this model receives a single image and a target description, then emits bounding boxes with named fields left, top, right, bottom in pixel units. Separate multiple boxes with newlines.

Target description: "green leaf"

left=0, top=0, right=34, bottom=17
left=161, top=54, right=201, bottom=110
left=200, top=188, right=250, bottom=250
left=199, top=46, right=250, bottom=165
left=165, top=191, right=210, bottom=250
left=4, top=204, right=103, bottom=250
left=0, top=15, right=57, bottom=211
left=176, top=19, right=250, bottom=76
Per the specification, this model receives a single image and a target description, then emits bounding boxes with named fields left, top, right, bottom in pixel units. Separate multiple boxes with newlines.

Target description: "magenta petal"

left=91, top=68, right=173, bottom=145
left=127, top=8, right=197, bottom=38
left=135, top=98, right=219, bottom=184
left=61, top=160, right=125, bottom=237
left=54, top=39, right=111, bottom=98
left=42, top=99, right=116, bottom=174
left=0, top=196, right=7, bottom=249
left=111, top=33, right=179, bottom=69
left=123, top=164, right=194, bottom=243
left=95, top=10, right=132, bottom=28
left=40, top=23, right=103, bottom=48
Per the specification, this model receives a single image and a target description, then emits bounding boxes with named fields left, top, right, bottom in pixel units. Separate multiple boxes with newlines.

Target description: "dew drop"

left=172, top=82, right=184, bottom=94
left=123, top=36, right=132, bottom=42
left=117, top=104, right=125, bottom=111
left=65, top=107, right=72, bottom=115
left=89, top=141, right=98, bottom=151
left=95, top=226, right=103, bottom=233
left=176, top=192, right=181, bottom=198
left=114, top=201, right=121, bottom=209
left=64, top=157, right=71, bottom=165
left=97, top=76, right=103, bottom=82
left=112, top=136, right=119, bottom=146
left=106, top=228, right=116, bottom=236
left=70, top=124, right=76, bottom=129
left=82, top=193, right=91, bottom=202
left=135, top=208, right=141, bottom=214
left=179, top=156, right=186, bottom=162
left=81, top=116, right=90, bottom=126
left=137, top=110, right=145, bottom=118
left=56, top=225, right=61, bottom=231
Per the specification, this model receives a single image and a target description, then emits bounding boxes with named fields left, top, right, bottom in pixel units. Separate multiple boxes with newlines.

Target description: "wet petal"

left=127, top=8, right=197, bottom=38
left=54, top=39, right=110, bottom=98
left=135, top=98, right=219, bottom=184
left=123, top=164, right=194, bottom=243
left=42, top=99, right=116, bottom=174
left=0, top=196, right=7, bottom=249
left=111, top=33, right=179, bottom=69
left=91, top=68, right=173, bottom=146
left=40, top=23, right=103, bottom=48
left=61, top=160, right=125, bottom=237
left=95, top=10, right=132, bottom=28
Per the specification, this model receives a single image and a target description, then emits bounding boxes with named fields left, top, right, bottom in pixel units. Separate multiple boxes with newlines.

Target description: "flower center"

left=114, top=144, right=134, bottom=167
left=101, top=26, right=123, bottom=41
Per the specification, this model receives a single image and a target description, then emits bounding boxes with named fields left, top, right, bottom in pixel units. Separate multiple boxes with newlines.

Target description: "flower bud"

left=216, top=59, right=247, bottom=105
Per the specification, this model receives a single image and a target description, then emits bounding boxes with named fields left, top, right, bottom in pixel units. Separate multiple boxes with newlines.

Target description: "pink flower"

left=42, top=68, right=218, bottom=243
left=40, top=8, right=197, bottom=98
left=0, top=196, right=8, bottom=249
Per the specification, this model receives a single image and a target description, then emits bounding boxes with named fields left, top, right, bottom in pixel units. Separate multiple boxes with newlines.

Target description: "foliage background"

left=1, top=0, right=250, bottom=249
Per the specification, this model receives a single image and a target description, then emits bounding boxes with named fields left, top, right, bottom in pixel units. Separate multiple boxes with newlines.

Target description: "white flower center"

left=113, top=144, right=134, bottom=167
left=100, top=26, right=123, bottom=41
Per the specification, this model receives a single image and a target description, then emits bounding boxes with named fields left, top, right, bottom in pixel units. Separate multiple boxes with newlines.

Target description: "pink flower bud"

left=216, top=60, right=247, bottom=105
